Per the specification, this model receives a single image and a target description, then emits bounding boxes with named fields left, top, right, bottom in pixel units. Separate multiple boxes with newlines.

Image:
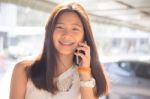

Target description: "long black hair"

left=26, top=2, right=109, bottom=97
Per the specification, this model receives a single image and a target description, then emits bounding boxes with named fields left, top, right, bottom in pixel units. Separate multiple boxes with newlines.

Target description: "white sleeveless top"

left=25, top=66, right=81, bottom=99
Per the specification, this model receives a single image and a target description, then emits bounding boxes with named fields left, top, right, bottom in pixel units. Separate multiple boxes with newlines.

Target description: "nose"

left=62, top=34, right=72, bottom=40
left=62, top=30, right=73, bottom=39
left=63, top=29, right=70, bottom=34
left=62, top=29, right=72, bottom=36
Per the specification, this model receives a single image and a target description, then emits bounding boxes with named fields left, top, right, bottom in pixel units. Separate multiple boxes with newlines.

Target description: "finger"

left=76, top=47, right=89, bottom=55
left=74, top=52, right=85, bottom=59
left=79, top=42, right=90, bottom=50
left=76, top=46, right=88, bottom=52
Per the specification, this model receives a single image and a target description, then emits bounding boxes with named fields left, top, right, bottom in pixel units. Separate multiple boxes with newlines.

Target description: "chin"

left=58, top=50, right=74, bottom=56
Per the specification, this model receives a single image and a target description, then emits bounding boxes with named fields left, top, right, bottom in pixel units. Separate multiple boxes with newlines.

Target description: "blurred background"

left=0, top=0, right=150, bottom=99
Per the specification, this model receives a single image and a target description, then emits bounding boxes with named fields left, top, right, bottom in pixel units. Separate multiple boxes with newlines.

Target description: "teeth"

left=60, top=41, right=73, bottom=45
left=63, top=43, right=72, bottom=45
left=63, top=42, right=72, bottom=45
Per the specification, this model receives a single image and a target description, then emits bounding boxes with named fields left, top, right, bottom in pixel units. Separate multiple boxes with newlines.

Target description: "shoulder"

left=14, top=59, right=34, bottom=71
left=12, top=59, right=35, bottom=81
left=9, top=59, right=34, bottom=99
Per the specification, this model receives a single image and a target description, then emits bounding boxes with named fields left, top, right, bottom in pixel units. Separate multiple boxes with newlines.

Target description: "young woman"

left=9, top=2, right=109, bottom=99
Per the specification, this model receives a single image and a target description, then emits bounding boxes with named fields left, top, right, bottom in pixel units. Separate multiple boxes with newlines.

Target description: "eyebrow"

left=72, top=23, right=82, bottom=27
left=56, top=23, right=82, bottom=27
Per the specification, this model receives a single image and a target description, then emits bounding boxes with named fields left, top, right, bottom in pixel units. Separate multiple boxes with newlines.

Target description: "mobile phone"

left=76, top=51, right=80, bottom=66
left=75, top=41, right=86, bottom=66
left=75, top=50, right=82, bottom=66
left=75, top=50, right=81, bottom=66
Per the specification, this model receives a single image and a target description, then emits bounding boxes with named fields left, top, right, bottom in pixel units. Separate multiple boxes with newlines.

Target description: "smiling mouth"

left=59, top=41, right=74, bottom=46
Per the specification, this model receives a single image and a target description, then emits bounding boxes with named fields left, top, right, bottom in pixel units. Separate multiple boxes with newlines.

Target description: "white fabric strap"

left=80, top=77, right=96, bottom=88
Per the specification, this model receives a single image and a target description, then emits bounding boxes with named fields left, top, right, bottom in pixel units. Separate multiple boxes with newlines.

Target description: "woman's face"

left=53, top=12, right=84, bottom=56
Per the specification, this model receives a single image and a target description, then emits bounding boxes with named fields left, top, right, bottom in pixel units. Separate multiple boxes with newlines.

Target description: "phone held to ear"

left=75, top=50, right=83, bottom=66
left=75, top=41, right=86, bottom=66
left=76, top=50, right=80, bottom=66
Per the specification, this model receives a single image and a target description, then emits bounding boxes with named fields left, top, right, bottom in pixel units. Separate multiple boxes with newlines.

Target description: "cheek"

left=53, top=31, right=61, bottom=40
left=52, top=33, right=59, bottom=47
left=53, top=30, right=60, bottom=36
left=75, top=32, right=84, bottom=42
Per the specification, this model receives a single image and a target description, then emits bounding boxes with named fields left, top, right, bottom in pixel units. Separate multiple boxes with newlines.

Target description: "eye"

left=72, top=28, right=79, bottom=31
left=55, top=25, right=64, bottom=29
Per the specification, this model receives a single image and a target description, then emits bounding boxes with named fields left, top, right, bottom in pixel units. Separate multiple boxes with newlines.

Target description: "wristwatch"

left=80, top=77, right=96, bottom=88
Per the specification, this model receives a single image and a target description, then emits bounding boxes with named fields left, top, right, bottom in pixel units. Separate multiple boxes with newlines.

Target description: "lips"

left=59, top=41, right=74, bottom=46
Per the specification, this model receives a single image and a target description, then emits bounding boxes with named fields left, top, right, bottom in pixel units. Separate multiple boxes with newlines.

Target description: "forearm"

left=79, top=73, right=97, bottom=99
left=80, top=86, right=97, bottom=99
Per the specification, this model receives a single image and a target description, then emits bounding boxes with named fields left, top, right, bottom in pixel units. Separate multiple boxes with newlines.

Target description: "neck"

left=57, top=54, right=74, bottom=69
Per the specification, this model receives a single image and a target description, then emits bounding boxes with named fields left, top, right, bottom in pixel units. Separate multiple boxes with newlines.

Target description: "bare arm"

left=75, top=42, right=98, bottom=99
left=80, top=73, right=97, bottom=99
left=9, top=61, right=28, bottom=99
